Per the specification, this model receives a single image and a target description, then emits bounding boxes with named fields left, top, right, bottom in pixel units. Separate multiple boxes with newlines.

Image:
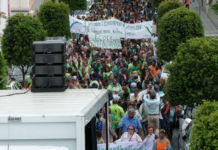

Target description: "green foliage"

left=157, top=0, right=183, bottom=32
left=0, top=52, right=7, bottom=89
left=59, top=0, right=87, bottom=11
left=190, top=100, right=218, bottom=150
left=211, top=0, right=218, bottom=14
left=2, top=14, right=46, bottom=67
left=157, top=7, right=204, bottom=62
left=38, top=1, right=71, bottom=38
left=165, top=38, right=218, bottom=107
left=153, top=0, right=165, bottom=8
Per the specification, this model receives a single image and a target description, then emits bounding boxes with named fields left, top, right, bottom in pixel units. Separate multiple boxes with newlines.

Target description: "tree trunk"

left=21, top=66, right=25, bottom=88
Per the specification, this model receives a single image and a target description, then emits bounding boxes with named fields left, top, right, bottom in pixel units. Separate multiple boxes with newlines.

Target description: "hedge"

left=165, top=37, right=218, bottom=107
left=157, top=7, right=204, bottom=62
left=38, top=1, right=71, bottom=38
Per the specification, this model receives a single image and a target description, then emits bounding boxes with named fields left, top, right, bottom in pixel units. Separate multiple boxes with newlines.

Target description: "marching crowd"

left=65, top=0, right=178, bottom=149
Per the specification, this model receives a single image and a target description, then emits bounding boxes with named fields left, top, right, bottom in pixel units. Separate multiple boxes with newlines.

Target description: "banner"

left=97, top=134, right=155, bottom=150
left=69, top=16, right=153, bottom=39
left=88, top=32, right=122, bottom=49
left=69, top=16, right=86, bottom=34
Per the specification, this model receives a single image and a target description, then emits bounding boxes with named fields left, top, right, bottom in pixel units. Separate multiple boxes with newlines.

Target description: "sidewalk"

left=180, top=0, right=218, bottom=37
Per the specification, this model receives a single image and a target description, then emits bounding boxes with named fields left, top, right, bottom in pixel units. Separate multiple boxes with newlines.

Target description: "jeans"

left=160, top=119, right=166, bottom=130
left=142, top=121, right=148, bottom=137
left=148, top=115, right=159, bottom=136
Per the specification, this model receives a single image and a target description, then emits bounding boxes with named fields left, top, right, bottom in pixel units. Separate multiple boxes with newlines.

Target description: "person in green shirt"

left=111, top=61, right=118, bottom=76
left=130, top=61, right=138, bottom=73
left=103, top=66, right=113, bottom=80
left=11, top=78, right=22, bottom=89
left=110, top=96, right=125, bottom=136
left=25, top=73, right=33, bottom=88
left=109, top=108, right=116, bottom=131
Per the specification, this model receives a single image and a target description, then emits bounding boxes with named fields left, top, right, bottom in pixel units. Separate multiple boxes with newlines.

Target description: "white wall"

left=11, top=0, right=29, bottom=8
left=0, top=0, right=9, bottom=36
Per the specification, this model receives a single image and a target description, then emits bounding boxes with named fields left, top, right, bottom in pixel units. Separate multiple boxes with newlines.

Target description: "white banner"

left=88, top=32, right=122, bottom=49
left=69, top=16, right=153, bottom=39
left=97, top=134, right=155, bottom=150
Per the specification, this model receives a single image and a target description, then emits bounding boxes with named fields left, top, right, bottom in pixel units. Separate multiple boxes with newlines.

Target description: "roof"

left=0, top=89, right=107, bottom=117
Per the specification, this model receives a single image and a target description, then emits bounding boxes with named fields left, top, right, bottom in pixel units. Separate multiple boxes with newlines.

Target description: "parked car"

left=161, top=61, right=172, bottom=81
left=177, top=105, right=198, bottom=150
left=9, top=66, right=32, bottom=85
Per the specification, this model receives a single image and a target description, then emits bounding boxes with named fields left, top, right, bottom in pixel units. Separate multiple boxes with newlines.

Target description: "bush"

left=153, top=0, right=165, bottom=8
left=190, top=100, right=218, bottom=150
left=165, top=38, right=218, bottom=107
left=1, top=14, right=46, bottom=86
left=157, top=0, right=183, bottom=32
left=211, top=0, right=218, bottom=14
left=38, top=1, right=71, bottom=38
left=0, top=52, right=7, bottom=89
left=59, top=0, right=87, bottom=11
left=157, top=7, right=204, bottom=62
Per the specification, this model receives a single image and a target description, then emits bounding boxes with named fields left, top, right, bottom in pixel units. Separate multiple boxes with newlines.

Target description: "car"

left=9, top=66, right=32, bottom=85
left=161, top=61, right=172, bottom=81
left=177, top=105, right=198, bottom=150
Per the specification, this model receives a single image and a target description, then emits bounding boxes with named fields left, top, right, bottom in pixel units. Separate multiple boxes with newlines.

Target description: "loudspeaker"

left=32, top=65, right=66, bottom=75
left=31, top=40, right=67, bottom=93
left=32, top=76, right=66, bottom=87
left=32, top=41, right=66, bottom=53
left=33, top=54, right=66, bottom=64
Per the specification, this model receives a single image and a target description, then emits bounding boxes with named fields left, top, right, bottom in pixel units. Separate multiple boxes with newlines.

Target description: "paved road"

left=172, top=128, right=179, bottom=150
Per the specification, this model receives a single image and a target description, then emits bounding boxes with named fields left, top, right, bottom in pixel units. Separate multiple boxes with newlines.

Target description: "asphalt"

left=172, top=128, right=179, bottom=150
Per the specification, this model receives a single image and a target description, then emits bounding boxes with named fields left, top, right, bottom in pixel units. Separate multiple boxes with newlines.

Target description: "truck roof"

left=0, top=89, right=108, bottom=125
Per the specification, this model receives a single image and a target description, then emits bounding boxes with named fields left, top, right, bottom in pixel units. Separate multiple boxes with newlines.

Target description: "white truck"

left=0, top=89, right=108, bottom=150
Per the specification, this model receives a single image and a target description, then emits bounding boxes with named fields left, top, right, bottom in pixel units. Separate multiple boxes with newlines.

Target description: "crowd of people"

left=65, top=0, right=178, bottom=149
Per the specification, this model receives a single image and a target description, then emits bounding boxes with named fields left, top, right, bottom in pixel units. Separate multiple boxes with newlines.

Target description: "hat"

left=72, top=76, right=77, bottom=80
left=159, top=129, right=166, bottom=134
left=134, top=74, right=138, bottom=78
left=147, top=50, right=151, bottom=54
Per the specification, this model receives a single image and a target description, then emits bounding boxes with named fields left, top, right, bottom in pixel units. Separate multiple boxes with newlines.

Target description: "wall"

left=11, top=0, right=29, bottom=8
left=0, top=0, right=9, bottom=36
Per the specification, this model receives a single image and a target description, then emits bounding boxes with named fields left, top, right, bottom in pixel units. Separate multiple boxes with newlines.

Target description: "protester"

left=143, top=87, right=160, bottom=136
left=118, top=109, right=142, bottom=139
left=161, top=98, right=178, bottom=144
left=96, top=130, right=105, bottom=144
left=114, top=125, right=142, bottom=143
left=152, top=129, right=172, bottom=150
left=110, top=97, right=125, bottom=136
left=25, top=73, right=33, bottom=89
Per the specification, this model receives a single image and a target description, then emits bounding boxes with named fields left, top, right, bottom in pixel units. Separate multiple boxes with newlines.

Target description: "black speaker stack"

left=31, top=41, right=67, bottom=92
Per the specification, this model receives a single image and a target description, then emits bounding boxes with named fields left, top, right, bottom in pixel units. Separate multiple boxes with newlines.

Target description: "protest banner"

left=69, top=16, right=153, bottom=39
left=97, top=134, right=155, bottom=150
left=88, top=32, right=122, bottom=49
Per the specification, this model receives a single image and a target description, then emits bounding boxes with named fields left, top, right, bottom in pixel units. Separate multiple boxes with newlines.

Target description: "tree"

left=38, top=1, right=71, bottom=38
left=59, top=0, right=87, bottom=12
left=211, top=0, right=218, bottom=14
left=0, top=52, right=7, bottom=89
left=190, top=100, right=218, bottom=150
left=153, top=0, right=165, bottom=8
left=157, top=7, right=204, bottom=62
left=165, top=37, right=218, bottom=108
left=1, top=14, right=46, bottom=87
left=157, top=0, right=183, bottom=32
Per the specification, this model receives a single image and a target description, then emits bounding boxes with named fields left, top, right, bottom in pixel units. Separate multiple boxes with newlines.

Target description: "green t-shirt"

left=15, top=81, right=21, bottom=88
left=128, top=63, right=133, bottom=70
left=111, top=114, right=116, bottom=131
left=25, top=76, right=32, bottom=84
left=66, top=73, right=71, bottom=79
left=110, top=104, right=125, bottom=129
left=130, top=65, right=138, bottom=73
left=103, top=71, right=113, bottom=79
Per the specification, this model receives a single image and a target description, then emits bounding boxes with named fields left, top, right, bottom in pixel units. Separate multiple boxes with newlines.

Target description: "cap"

left=159, top=129, right=166, bottom=133
left=147, top=50, right=151, bottom=54
left=72, top=76, right=77, bottom=80
left=134, top=74, right=138, bottom=78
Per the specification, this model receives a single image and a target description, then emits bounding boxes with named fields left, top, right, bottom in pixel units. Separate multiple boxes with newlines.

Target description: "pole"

left=38, top=0, right=41, bottom=11
left=199, top=0, right=201, bottom=16
left=105, top=100, right=109, bottom=150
